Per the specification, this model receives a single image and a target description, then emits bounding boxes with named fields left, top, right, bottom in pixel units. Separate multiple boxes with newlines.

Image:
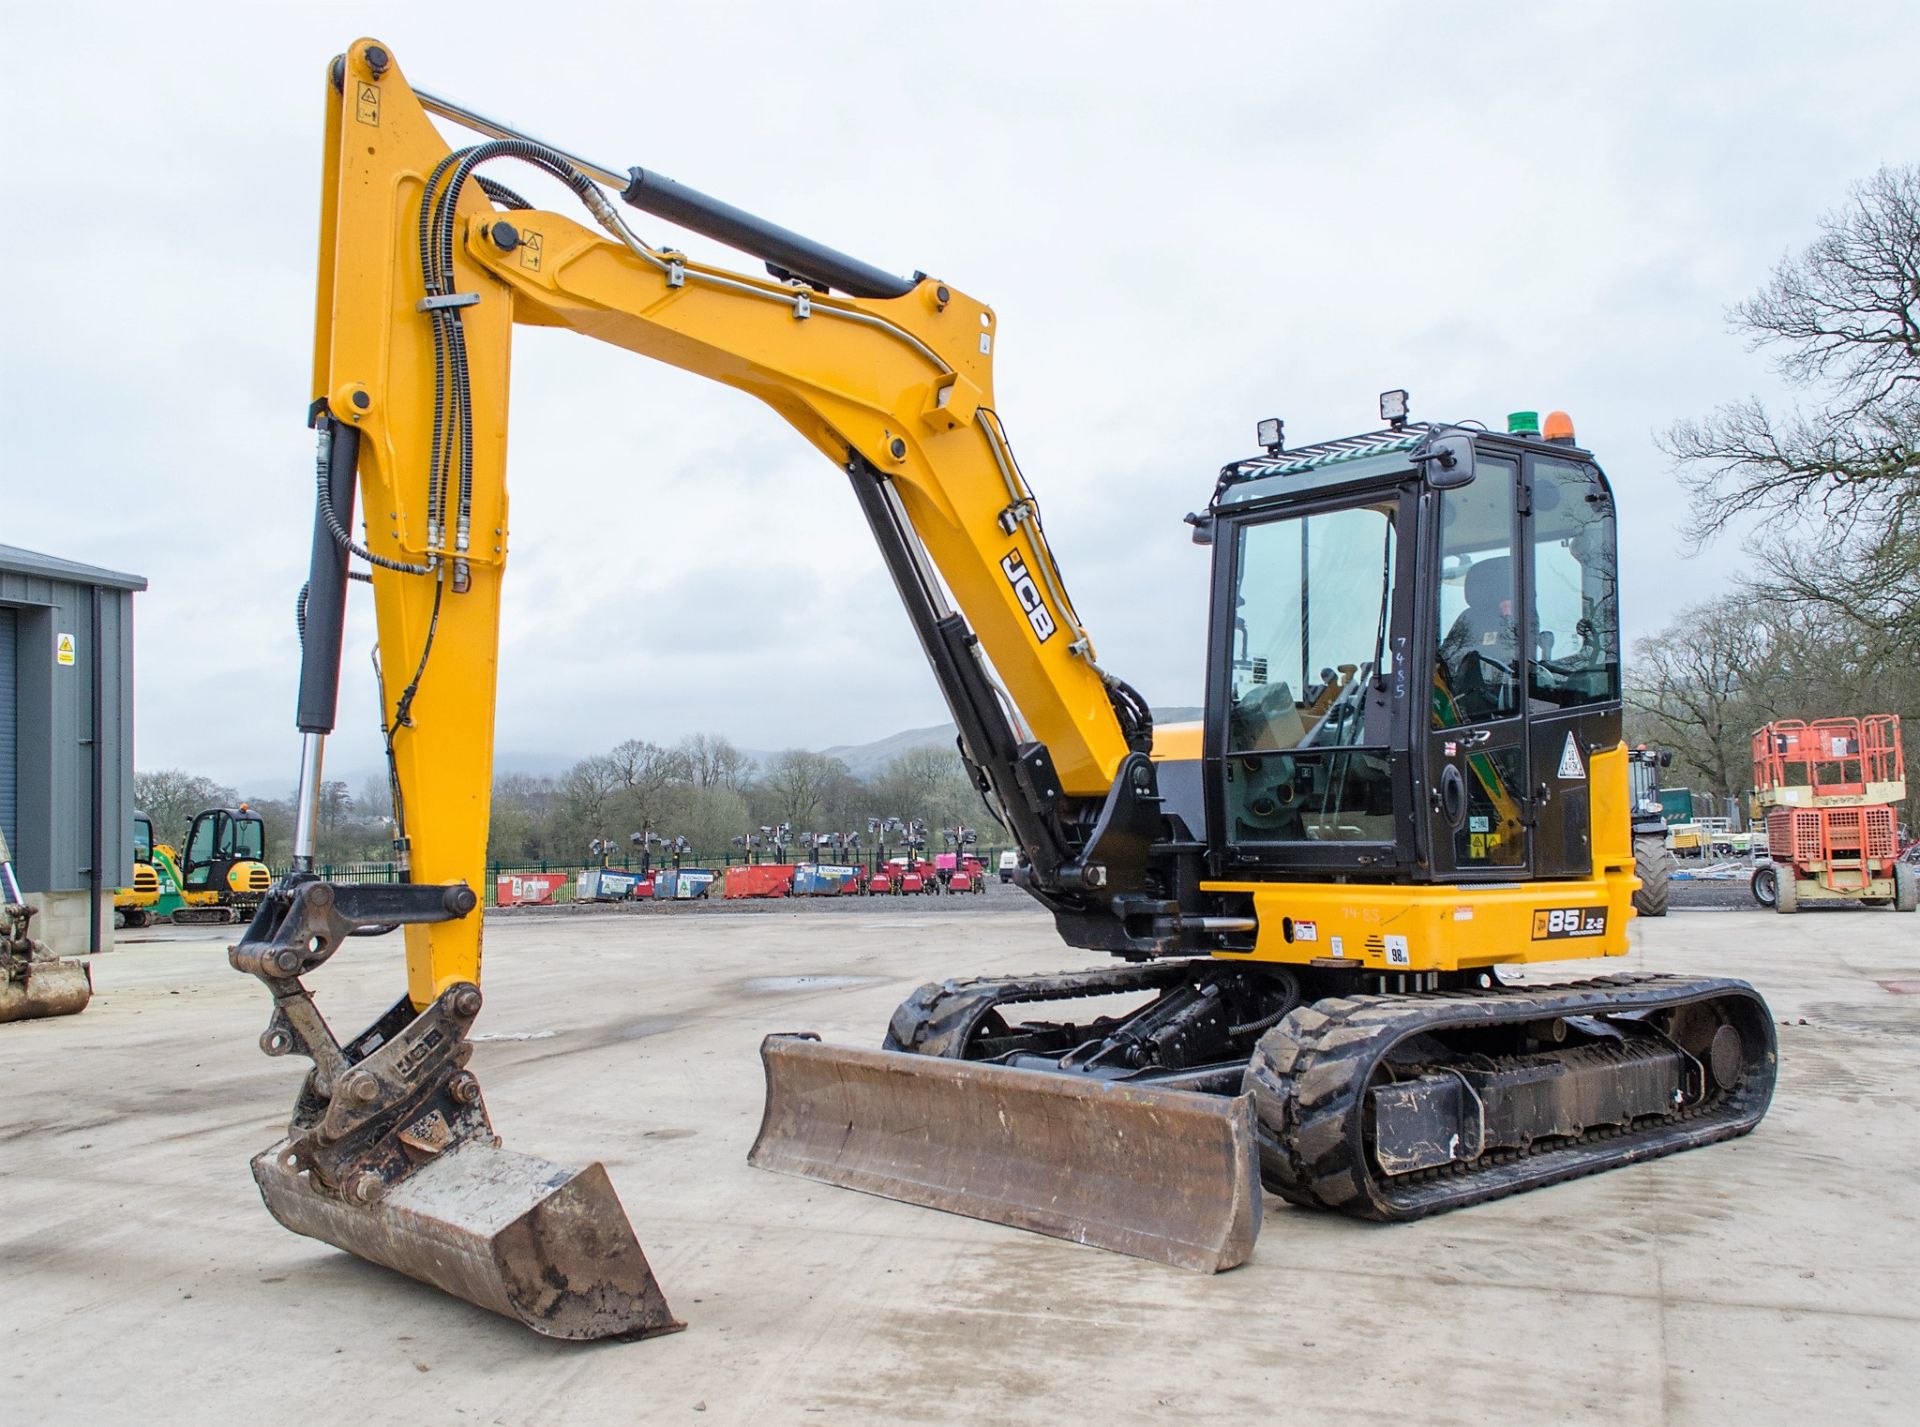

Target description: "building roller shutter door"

left=0, top=607, right=16, bottom=850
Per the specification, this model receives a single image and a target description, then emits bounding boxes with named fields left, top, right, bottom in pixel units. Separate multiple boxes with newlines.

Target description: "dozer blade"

left=750, top=1034, right=1261, bottom=1272
left=0, top=958, right=92, bottom=1023
left=252, top=1139, right=685, bottom=1341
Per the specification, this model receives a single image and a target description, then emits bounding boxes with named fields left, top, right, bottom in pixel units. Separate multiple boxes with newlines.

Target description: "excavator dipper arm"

left=234, top=39, right=1194, bottom=1340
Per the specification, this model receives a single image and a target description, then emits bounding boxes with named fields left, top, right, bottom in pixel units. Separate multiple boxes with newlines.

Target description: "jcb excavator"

left=172, top=805, right=273, bottom=925
left=234, top=40, right=1777, bottom=1340
left=117, top=807, right=272, bottom=927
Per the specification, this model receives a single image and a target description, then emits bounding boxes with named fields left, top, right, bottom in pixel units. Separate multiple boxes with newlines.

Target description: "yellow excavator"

left=233, top=40, right=1777, bottom=1340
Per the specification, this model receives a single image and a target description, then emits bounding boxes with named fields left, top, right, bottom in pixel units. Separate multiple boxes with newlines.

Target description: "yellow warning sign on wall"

left=56, top=632, right=75, bottom=666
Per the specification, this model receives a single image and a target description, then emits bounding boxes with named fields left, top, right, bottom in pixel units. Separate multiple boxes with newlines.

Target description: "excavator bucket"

left=1, top=830, right=93, bottom=1024
left=0, top=955, right=92, bottom=1023
left=251, top=1139, right=685, bottom=1341
left=750, top=1034, right=1261, bottom=1273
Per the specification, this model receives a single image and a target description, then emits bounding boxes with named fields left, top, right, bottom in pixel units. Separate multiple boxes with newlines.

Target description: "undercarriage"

left=879, top=960, right=1777, bottom=1220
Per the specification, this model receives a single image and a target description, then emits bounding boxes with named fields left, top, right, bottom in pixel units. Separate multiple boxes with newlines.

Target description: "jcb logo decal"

left=1000, top=550, right=1056, bottom=642
left=393, top=1025, right=446, bottom=1078
left=1532, top=907, right=1608, bottom=940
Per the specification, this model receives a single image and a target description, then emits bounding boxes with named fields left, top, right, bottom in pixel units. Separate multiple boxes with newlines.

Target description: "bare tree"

left=678, top=732, right=753, bottom=790
left=1625, top=597, right=1772, bottom=802
left=133, top=769, right=238, bottom=848
left=555, top=754, right=623, bottom=849
left=759, top=749, right=849, bottom=829
left=1663, top=165, right=1920, bottom=629
left=605, top=738, right=686, bottom=812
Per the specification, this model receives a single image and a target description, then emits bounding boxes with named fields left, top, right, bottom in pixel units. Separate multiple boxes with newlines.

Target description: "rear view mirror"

left=1415, top=433, right=1476, bottom=489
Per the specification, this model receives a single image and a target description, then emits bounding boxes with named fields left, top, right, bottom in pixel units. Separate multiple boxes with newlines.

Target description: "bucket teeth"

left=253, top=1140, right=684, bottom=1340
left=750, top=1033, right=1262, bottom=1273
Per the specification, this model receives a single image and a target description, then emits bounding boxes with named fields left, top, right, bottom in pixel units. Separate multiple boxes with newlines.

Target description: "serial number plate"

left=1532, top=907, right=1608, bottom=940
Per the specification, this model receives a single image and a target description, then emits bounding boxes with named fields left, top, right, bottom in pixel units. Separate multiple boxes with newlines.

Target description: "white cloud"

left=4, top=0, right=1913, bottom=787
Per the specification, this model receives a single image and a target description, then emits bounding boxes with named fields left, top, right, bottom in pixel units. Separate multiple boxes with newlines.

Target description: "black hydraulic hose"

left=421, top=140, right=597, bottom=554
left=316, top=429, right=431, bottom=577
left=476, top=175, right=531, bottom=210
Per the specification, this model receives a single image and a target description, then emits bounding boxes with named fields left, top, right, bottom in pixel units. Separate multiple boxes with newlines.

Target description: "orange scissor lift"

left=1751, top=716, right=1915, bottom=913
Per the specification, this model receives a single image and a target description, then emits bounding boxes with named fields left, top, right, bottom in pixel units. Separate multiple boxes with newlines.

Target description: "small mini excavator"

left=231, top=41, right=1776, bottom=1340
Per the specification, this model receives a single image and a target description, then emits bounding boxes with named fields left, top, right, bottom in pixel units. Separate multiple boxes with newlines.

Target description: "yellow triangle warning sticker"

left=56, top=632, right=75, bottom=667
left=1558, top=732, right=1585, bottom=780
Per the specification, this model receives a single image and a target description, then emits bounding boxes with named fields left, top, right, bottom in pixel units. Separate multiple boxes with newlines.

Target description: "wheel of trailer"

left=1895, top=861, right=1918, bottom=913
left=1773, top=867, right=1798, bottom=914
left=113, top=907, right=127, bottom=930
left=1750, top=865, right=1777, bottom=908
left=1633, top=836, right=1673, bottom=917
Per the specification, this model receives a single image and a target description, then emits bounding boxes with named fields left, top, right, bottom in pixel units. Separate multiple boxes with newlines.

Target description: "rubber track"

left=885, top=961, right=1203, bottom=1058
left=170, top=906, right=239, bottom=926
left=1244, top=974, right=1777, bottom=1221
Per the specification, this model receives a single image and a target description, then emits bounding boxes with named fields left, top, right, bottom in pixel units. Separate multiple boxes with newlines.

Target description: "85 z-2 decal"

left=1532, top=907, right=1608, bottom=939
left=1000, top=549, right=1057, bottom=642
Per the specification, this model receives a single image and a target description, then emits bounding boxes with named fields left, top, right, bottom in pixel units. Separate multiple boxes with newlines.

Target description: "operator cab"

left=183, top=806, right=267, bottom=889
left=133, top=812, right=154, bottom=865
left=1199, top=400, right=1621, bottom=884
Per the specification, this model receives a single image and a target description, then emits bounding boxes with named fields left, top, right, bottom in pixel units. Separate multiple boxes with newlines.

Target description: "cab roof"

left=1228, top=425, right=1429, bottom=481
left=1213, top=421, right=1596, bottom=513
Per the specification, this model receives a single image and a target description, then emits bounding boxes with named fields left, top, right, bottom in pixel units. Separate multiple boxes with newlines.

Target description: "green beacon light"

left=1507, top=410, right=1541, bottom=436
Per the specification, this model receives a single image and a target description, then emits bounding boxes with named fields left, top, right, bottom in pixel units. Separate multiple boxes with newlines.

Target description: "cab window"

left=1223, top=499, right=1400, bottom=845
left=1434, top=457, right=1519, bottom=727
left=1527, top=457, right=1619, bottom=709
left=187, top=814, right=218, bottom=866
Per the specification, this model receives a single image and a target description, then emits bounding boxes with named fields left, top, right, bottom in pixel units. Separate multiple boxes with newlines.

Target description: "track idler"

left=234, top=879, right=681, bottom=1340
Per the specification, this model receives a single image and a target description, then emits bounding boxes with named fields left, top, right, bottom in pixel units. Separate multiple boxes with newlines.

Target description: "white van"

left=998, top=850, right=1019, bottom=883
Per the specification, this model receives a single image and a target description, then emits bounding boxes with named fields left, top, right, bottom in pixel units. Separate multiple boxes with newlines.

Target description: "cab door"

left=1520, top=452, right=1622, bottom=879
left=1425, top=455, right=1531, bottom=879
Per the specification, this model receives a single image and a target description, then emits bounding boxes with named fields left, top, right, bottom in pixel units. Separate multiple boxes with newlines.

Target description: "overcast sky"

left=4, top=2, right=1914, bottom=793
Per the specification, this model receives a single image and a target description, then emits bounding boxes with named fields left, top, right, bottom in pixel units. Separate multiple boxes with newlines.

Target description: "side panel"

left=1200, top=871, right=1633, bottom=972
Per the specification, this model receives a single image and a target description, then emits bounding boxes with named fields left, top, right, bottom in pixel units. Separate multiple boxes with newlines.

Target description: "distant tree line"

left=135, top=735, right=1005, bottom=869
left=1630, top=165, right=1919, bottom=818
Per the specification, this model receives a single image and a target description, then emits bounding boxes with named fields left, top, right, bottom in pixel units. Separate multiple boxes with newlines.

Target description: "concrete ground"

left=4, top=890, right=1916, bottom=1426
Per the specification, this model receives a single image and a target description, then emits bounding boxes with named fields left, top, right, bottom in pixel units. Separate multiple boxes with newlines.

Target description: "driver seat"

left=1442, top=556, right=1518, bottom=719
